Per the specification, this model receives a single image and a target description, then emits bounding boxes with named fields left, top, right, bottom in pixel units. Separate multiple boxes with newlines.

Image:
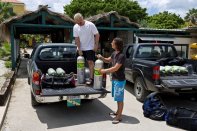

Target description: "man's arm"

left=75, top=37, right=83, bottom=55
left=75, top=37, right=80, bottom=50
left=94, top=33, right=100, bottom=52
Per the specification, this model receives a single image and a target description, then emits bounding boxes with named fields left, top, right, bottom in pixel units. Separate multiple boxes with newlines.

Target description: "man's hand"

left=78, top=50, right=83, bottom=56
left=96, top=54, right=103, bottom=59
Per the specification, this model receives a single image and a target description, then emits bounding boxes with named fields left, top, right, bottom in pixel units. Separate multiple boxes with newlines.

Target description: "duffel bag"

left=142, top=92, right=167, bottom=121
left=41, top=72, right=76, bottom=88
left=165, top=107, right=197, bottom=131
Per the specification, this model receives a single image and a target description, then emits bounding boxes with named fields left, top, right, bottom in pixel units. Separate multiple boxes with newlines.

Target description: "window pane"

left=174, top=45, right=187, bottom=58
left=39, top=46, right=77, bottom=60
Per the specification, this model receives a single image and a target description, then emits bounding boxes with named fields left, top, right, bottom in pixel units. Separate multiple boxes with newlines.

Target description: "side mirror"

left=24, top=53, right=30, bottom=58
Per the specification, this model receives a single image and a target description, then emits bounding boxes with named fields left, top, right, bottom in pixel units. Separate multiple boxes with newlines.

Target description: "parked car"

left=26, top=43, right=109, bottom=106
left=123, top=43, right=197, bottom=101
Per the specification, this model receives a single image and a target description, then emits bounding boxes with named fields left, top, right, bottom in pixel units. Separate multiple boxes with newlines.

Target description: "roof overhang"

left=138, top=36, right=175, bottom=41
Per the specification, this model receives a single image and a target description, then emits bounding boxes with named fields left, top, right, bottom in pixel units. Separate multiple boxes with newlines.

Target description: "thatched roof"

left=0, top=6, right=74, bottom=41
left=86, top=11, right=139, bottom=28
left=0, top=6, right=74, bottom=26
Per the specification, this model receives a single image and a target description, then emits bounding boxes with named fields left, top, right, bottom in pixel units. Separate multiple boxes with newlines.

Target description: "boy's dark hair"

left=113, top=37, right=123, bottom=51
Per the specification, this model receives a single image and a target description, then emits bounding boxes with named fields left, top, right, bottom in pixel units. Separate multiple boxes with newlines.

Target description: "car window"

left=38, top=46, right=77, bottom=60
left=136, top=45, right=177, bottom=58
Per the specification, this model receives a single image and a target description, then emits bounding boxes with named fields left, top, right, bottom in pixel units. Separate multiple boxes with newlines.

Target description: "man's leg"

left=87, top=60, right=94, bottom=79
left=85, top=50, right=95, bottom=85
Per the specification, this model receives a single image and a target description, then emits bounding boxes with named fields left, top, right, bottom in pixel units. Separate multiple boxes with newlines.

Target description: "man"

left=73, top=13, right=100, bottom=85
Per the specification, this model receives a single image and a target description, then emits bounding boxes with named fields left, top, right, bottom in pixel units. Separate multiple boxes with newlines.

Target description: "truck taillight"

left=152, top=66, right=160, bottom=84
left=35, top=89, right=41, bottom=95
left=32, top=72, right=40, bottom=86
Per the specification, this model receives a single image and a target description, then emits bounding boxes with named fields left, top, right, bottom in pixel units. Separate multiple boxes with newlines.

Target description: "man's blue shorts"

left=112, top=80, right=126, bottom=102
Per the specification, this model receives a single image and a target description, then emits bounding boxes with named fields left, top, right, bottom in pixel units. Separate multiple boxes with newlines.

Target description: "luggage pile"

left=41, top=68, right=76, bottom=88
left=143, top=93, right=197, bottom=131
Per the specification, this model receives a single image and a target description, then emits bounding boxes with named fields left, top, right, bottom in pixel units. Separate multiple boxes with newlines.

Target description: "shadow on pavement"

left=16, top=58, right=28, bottom=78
left=35, top=99, right=139, bottom=129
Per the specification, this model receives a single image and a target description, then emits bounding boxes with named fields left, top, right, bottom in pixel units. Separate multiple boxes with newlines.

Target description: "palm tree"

left=0, top=2, right=16, bottom=23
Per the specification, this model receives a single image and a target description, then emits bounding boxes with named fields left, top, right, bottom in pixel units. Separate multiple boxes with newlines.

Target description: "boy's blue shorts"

left=112, top=80, right=126, bottom=102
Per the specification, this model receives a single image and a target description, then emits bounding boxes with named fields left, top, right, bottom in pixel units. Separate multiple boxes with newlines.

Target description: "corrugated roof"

left=139, top=28, right=186, bottom=32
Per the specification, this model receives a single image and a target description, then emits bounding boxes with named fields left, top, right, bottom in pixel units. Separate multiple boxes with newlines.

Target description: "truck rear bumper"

left=35, top=94, right=107, bottom=103
left=35, top=86, right=110, bottom=103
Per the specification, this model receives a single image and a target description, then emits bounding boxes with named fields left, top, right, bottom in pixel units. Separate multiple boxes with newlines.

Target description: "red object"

left=152, top=66, right=160, bottom=80
left=35, top=89, right=41, bottom=95
left=32, top=72, right=40, bottom=86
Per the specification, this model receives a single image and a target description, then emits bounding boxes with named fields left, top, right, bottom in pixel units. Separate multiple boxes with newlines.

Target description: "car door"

left=125, top=45, right=134, bottom=82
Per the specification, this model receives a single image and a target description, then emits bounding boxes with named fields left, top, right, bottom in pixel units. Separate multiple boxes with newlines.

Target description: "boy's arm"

left=97, top=54, right=111, bottom=63
left=100, top=63, right=122, bottom=74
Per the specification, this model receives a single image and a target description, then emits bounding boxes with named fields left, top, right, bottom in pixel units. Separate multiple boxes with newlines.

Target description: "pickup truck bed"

left=27, top=43, right=110, bottom=106
left=124, top=43, right=197, bottom=101
left=161, top=75, right=197, bottom=89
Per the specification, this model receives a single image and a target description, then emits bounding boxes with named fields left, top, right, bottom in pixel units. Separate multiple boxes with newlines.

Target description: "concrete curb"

left=0, top=91, right=12, bottom=130
left=0, top=59, right=21, bottom=130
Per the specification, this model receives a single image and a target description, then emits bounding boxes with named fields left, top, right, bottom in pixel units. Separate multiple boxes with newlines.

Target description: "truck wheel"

left=134, top=77, right=149, bottom=102
left=31, top=91, right=39, bottom=106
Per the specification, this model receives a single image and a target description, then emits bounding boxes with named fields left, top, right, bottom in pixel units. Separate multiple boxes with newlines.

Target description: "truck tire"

left=134, top=77, right=149, bottom=102
left=31, top=91, right=39, bottom=106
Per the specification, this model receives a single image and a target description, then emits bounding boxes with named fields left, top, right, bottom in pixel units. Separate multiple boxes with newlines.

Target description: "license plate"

left=67, top=95, right=80, bottom=100
left=67, top=96, right=81, bottom=107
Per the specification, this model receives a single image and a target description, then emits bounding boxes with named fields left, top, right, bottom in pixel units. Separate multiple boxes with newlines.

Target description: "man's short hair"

left=74, top=13, right=83, bottom=20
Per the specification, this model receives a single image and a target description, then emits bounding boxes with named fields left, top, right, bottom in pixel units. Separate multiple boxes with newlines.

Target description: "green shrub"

left=5, top=60, right=11, bottom=68
left=2, top=42, right=11, bottom=56
left=0, top=48, right=5, bottom=58
left=0, top=42, right=11, bottom=59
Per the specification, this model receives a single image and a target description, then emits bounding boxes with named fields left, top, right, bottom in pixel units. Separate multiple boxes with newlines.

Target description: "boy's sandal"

left=112, top=119, right=122, bottom=124
left=109, top=112, right=117, bottom=116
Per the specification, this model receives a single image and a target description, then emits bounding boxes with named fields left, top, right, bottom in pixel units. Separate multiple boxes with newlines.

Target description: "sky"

left=20, top=0, right=197, bottom=18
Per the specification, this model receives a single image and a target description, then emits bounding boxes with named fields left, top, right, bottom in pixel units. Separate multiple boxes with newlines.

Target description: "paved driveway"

left=2, top=58, right=194, bottom=131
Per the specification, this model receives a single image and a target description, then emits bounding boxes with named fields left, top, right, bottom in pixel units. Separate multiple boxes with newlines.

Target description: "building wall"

left=188, top=32, right=197, bottom=59
left=174, top=37, right=191, bottom=44
left=190, top=33, right=197, bottom=43
left=117, top=31, right=133, bottom=45
left=12, top=3, right=25, bottom=15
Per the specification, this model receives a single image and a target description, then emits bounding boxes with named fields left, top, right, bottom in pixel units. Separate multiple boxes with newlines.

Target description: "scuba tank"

left=93, top=59, right=104, bottom=89
left=77, top=56, right=85, bottom=84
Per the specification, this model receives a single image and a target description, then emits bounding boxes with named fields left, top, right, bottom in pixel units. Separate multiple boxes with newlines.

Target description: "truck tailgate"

left=41, top=86, right=110, bottom=96
left=161, top=75, right=197, bottom=89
